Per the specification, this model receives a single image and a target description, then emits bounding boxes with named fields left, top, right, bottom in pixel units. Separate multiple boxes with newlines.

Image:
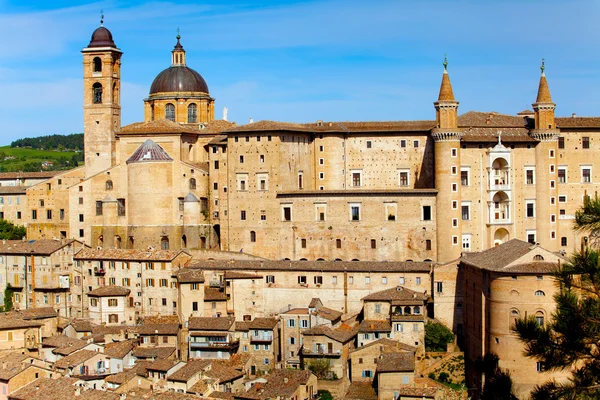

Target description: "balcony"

left=190, top=339, right=239, bottom=351
left=300, top=345, right=341, bottom=358
left=209, top=279, right=224, bottom=288
left=251, top=334, right=273, bottom=343
left=94, top=267, right=105, bottom=276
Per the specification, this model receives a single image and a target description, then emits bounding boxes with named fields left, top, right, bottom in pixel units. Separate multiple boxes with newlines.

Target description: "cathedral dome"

left=88, top=26, right=116, bottom=48
left=149, top=66, right=209, bottom=95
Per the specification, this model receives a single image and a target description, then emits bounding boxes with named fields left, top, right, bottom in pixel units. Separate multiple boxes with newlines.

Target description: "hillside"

left=0, top=146, right=82, bottom=172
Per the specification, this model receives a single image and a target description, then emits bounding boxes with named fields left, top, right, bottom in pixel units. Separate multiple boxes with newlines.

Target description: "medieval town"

left=0, top=6, right=597, bottom=400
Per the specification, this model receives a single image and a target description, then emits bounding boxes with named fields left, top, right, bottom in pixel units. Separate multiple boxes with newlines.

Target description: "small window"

left=187, top=103, right=198, bottom=123
left=250, top=231, right=256, bottom=242
left=105, top=180, right=113, bottom=190
left=92, top=82, right=103, bottom=104
left=535, top=290, right=545, bottom=296
left=336, top=239, right=342, bottom=249
left=583, top=136, right=590, bottom=149
left=96, top=201, right=103, bottom=216
left=189, top=178, right=196, bottom=190
left=422, top=206, right=431, bottom=221
left=558, top=136, right=565, bottom=149
left=371, top=239, right=376, bottom=249
left=165, top=103, right=175, bottom=122
left=425, top=239, right=431, bottom=250
left=301, top=239, right=307, bottom=248
left=93, top=57, right=102, bottom=73
left=561, top=237, right=567, bottom=246
left=366, top=141, right=372, bottom=148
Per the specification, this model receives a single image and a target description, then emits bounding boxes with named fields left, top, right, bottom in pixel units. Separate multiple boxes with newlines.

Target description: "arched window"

left=250, top=231, right=256, bottom=242
left=413, top=306, right=421, bottom=315
left=534, top=254, right=544, bottom=261
left=200, top=236, right=207, bottom=249
left=188, top=103, right=198, bottom=123
left=181, top=235, right=187, bottom=248
left=509, top=309, right=520, bottom=328
left=165, top=103, right=175, bottom=122
left=394, top=306, right=402, bottom=315
left=535, top=311, right=545, bottom=327
left=316, top=258, right=325, bottom=261
left=404, top=306, right=411, bottom=315
left=161, top=236, right=169, bottom=250
left=535, top=290, right=545, bottom=296
left=92, top=82, right=103, bottom=104
left=93, top=57, right=102, bottom=73
left=114, top=235, right=121, bottom=249
left=128, top=236, right=134, bottom=249
left=189, top=178, right=196, bottom=190
left=105, top=180, right=113, bottom=190
left=98, top=235, right=104, bottom=248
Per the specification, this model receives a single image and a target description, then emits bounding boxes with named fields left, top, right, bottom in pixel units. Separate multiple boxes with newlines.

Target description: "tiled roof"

left=0, top=171, right=62, bottom=180
left=120, top=119, right=200, bottom=135
left=188, top=377, right=217, bottom=394
left=0, top=186, right=26, bottom=194
left=204, top=287, right=227, bottom=301
left=103, top=339, right=135, bottom=358
left=458, top=111, right=531, bottom=128
left=207, top=134, right=228, bottom=145
left=394, top=386, right=439, bottom=398
left=281, top=308, right=309, bottom=315
left=461, top=127, right=533, bottom=142
left=139, top=316, right=180, bottom=335
left=0, top=354, right=34, bottom=381
left=204, top=361, right=244, bottom=383
left=303, top=324, right=356, bottom=343
left=460, top=239, right=560, bottom=273
left=234, top=321, right=251, bottom=332
left=69, top=319, right=94, bottom=332
left=358, top=320, right=392, bottom=333
left=228, top=353, right=252, bottom=371
left=186, top=259, right=431, bottom=273
left=0, top=314, right=41, bottom=330
left=225, top=120, right=313, bottom=133
left=132, top=346, right=176, bottom=359
left=202, top=120, right=237, bottom=134
left=173, top=268, right=205, bottom=283
left=352, top=337, right=416, bottom=354
left=19, top=307, right=57, bottom=320
left=345, top=382, right=377, bottom=400
left=437, top=70, right=455, bottom=101
left=146, top=359, right=178, bottom=372
left=308, top=298, right=321, bottom=308
left=536, top=74, right=553, bottom=103
left=314, top=307, right=342, bottom=322
left=189, top=316, right=234, bottom=331
left=42, top=334, right=85, bottom=349
left=126, top=139, right=173, bottom=164
left=309, top=121, right=435, bottom=133
left=376, top=352, right=415, bottom=373
left=224, top=271, right=263, bottom=279
left=88, top=286, right=130, bottom=297
left=54, top=349, right=98, bottom=369
left=9, top=377, right=109, bottom=400
left=167, top=359, right=211, bottom=382
left=556, top=116, right=600, bottom=128
left=362, top=286, right=428, bottom=305
left=208, top=391, right=235, bottom=399
left=75, top=247, right=187, bottom=261
left=238, top=369, right=312, bottom=399
left=0, top=239, right=79, bottom=255
left=105, top=370, right=138, bottom=384
left=248, top=318, right=278, bottom=330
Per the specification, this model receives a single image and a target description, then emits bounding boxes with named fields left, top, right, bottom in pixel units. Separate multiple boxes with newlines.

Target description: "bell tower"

left=82, top=14, right=122, bottom=178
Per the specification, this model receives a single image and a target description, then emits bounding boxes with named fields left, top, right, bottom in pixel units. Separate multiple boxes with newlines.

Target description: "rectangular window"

left=422, top=206, right=431, bottom=221
left=583, top=136, right=590, bottom=149
left=314, top=276, right=323, bottom=285
left=59, top=209, right=65, bottom=220
left=582, top=167, right=592, bottom=183
left=558, top=136, right=565, bottom=149
left=46, top=209, right=52, bottom=220
left=425, top=239, right=431, bottom=250
left=300, top=319, right=309, bottom=328
left=350, top=204, right=361, bottom=221
left=461, top=204, right=470, bottom=221
left=298, top=172, right=303, bottom=189
left=352, top=172, right=361, bottom=187
left=108, top=299, right=117, bottom=307
left=32, top=210, right=37, bottom=220
left=117, top=198, right=125, bottom=216
left=241, top=210, right=246, bottom=220
left=96, top=201, right=103, bottom=216
left=260, top=210, right=266, bottom=221
left=413, top=140, right=419, bottom=148
left=526, top=202, right=535, bottom=218
left=366, top=141, right=372, bottom=148
left=526, top=169, right=535, bottom=185
left=214, top=160, right=219, bottom=169
left=461, top=170, right=469, bottom=186
left=400, top=140, right=406, bottom=148
left=558, top=168, right=567, bottom=183
left=298, top=276, right=307, bottom=285
left=283, top=206, right=292, bottom=221
left=287, top=319, right=295, bottom=328
left=436, top=282, right=443, bottom=293
left=398, top=170, right=409, bottom=186
left=266, top=275, right=275, bottom=284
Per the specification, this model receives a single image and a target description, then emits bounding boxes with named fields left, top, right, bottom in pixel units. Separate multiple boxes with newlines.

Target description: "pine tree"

left=475, top=353, right=517, bottom=400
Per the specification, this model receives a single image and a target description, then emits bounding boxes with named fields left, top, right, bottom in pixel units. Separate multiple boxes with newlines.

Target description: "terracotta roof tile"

left=0, top=186, right=27, bottom=194
left=202, top=120, right=237, bottom=134
left=203, top=360, right=244, bottom=382
left=238, top=369, right=312, bottom=399
left=458, top=111, right=531, bottom=128
left=352, top=337, right=416, bottom=354
left=556, top=116, right=600, bottom=128
left=461, top=126, right=534, bottom=142
left=132, top=346, right=175, bottom=359
left=173, top=268, right=205, bottom=283
left=204, top=287, right=227, bottom=301
left=146, top=359, right=178, bottom=372
left=0, top=358, right=34, bottom=381
left=88, top=286, right=130, bottom=297
left=126, top=139, right=174, bottom=164
left=225, top=120, right=313, bottom=133
left=314, top=307, right=342, bottom=322
left=120, top=119, right=201, bottom=135
left=346, top=382, right=377, bottom=400
left=362, top=286, right=428, bottom=305
left=395, top=386, right=439, bottom=398
left=0, top=171, right=63, bottom=180
left=42, top=334, right=85, bottom=348
left=103, top=340, right=135, bottom=358
left=0, top=314, right=41, bottom=330
left=139, top=316, right=180, bottom=335
left=233, top=321, right=251, bottom=332
left=207, top=134, right=228, bottom=145
left=189, top=316, right=234, bottom=331
left=208, top=392, right=235, bottom=399
left=224, top=271, right=263, bottom=279
left=248, top=318, right=278, bottom=330
left=358, top=320, right=392, bottom=333
left=105, top=370, right=138, bottom=384
left=19, top=307, right=57, bottom=320
left=536, top=74, right=553, bottom=103
left=438, top=71, right=455, bottom=101
left=54, top=349, right=98, bottom=369
left=167, top=359, right=211, bottom=382
left=303, top=324, right=356, bottom=343
left=376, top=352, right=415, bottom=373
left=0, top=239, right=80, bottom=256
left=9, top=377, right=109, bottom=400
left=75, top=248, right=188, bottom=261
left=69, top=319, right=94, bottom=332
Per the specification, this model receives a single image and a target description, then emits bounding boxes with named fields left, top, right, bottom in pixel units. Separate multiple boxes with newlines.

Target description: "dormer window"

left=534, top=254, right=544, bottom=261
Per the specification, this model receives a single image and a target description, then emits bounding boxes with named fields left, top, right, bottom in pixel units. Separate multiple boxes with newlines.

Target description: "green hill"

left=0, top=146, right=82, bottom=172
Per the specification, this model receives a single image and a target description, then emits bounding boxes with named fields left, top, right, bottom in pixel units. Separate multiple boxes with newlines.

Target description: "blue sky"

left=0, top=0, right=599, bottom=144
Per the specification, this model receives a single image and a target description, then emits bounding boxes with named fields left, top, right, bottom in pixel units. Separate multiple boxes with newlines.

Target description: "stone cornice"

left=532, top=102, right=556, bottom=110
left=431, top=128, right=463, bottom=142
left=529, top=129, right=560, bottom=142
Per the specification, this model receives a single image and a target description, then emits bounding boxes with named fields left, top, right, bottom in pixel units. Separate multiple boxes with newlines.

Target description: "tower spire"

left=438, top=55, right=455, bottom=101
left=536, top=58, right=552, bottom=103
left=171, top=28, right=186, bottom=66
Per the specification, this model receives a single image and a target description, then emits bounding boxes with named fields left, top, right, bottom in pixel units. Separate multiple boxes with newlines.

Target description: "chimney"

left=284, top=377, right=288, bottom=384
left=572, top=113, right=577, bottom=118
left=120, top=393, right=127, bottom=400
left=74, top=386, right=81, bottom=396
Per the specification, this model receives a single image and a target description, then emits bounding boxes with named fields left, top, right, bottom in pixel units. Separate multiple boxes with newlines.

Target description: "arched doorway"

left=494, top=228, right=510, bottom=246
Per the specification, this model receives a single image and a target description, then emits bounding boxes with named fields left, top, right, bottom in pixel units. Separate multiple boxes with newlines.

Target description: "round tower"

left=432, top=58, right=463, bottom=263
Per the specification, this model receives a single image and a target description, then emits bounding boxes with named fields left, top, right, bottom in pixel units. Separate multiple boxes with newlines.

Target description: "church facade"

left=22, top=23, right=600, bottom=266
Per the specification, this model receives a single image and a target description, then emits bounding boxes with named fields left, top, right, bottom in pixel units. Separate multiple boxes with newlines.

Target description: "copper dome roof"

left=149, top=66, right=209, bottom=95
left=88, top=26, right=116, bottom=48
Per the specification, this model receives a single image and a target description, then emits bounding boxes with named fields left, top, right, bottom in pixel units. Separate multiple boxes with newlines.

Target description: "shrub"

left=425, top=321, right=454, bottom=352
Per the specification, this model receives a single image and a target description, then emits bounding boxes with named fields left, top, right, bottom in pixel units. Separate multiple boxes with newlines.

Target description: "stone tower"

left=531, top=60, right=559, bottom=250
left=432, top=58, right=463, bottom=263
left=81, top=17, right=122, bottom=179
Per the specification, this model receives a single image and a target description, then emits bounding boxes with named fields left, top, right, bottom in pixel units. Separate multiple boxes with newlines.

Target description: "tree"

left=2, top=285, right=13, bottom=312
left=0, top=220, right=26, bottom=240
left=474, top=353, right=517, bottom=400
left=317, top=390, right=333, bottom=400
left=425, top=321, right=454, bottom=352
left=307, top=358, right=332, bottom=379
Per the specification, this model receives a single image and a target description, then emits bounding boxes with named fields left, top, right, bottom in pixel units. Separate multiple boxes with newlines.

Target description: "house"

left=350, top=338, right=416, bottom=383
left=166, top=359, right=211, bottom=393
left=145, top=359, right=185, bottom=391
left=104, top=369, right=152, bottom=393
left=187, top=317, right=237, bottom=360
left=138, top=316, right=181, bottom=356
left=375, top=353, right=416, bottom=400
left=0, top=353, right=52, bottom=400
left=8, top=377, right=118, bottom=400
left=87, top=286, right=131, bottom=325
left=102, top=339, right=136, bottom=372
left=132, top=346, right=176, bottom=361
left=40, top=335, right=88, bottom=363
left=0, top=313, right=42, bottom=354
left=247, top=318, right=278, bottom=373
left=53, top=349, right=113, bottom=377
left=60, top=319, right=94, bottom=339
left=17, top=307, right=58, bottom=338
left=345, top=382, right=377, bottom=400
left=300, top=323, right=356, bottom=379
left=203, top=360, right=245, bottom=394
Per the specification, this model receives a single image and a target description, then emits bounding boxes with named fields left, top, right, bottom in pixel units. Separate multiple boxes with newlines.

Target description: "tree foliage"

left=425, top=321, right=454, bottom=352
left=11, top=134, right=83, bottom=151
left=307, top=358, right=332, bottom=379
left=515, top=197, right=600, bottom=399
left=317, top=390, right=333, bottom=400
left=474, top=353, right=517, bottom=400
left=2, top=285, right=13, bottom=312
left=0, top=220, right=26, bottom=240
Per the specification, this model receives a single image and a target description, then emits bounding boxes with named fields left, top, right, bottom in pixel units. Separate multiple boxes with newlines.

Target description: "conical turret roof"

left=126, top=139, right=173, bottom=164
left=536, top=73, right=553, bottom=103
left=438, top=70, right=455, bottom=101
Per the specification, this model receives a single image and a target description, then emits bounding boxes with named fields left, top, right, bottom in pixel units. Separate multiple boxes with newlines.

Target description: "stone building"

left=460, top=239, right=568, bottom=399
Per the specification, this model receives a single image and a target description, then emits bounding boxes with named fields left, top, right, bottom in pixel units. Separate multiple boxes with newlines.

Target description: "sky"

left=0, top=0, right=599, bottom=144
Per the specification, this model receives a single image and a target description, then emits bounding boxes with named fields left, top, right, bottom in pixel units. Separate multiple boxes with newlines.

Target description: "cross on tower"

left=100, top=10, right=104, bottom=26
